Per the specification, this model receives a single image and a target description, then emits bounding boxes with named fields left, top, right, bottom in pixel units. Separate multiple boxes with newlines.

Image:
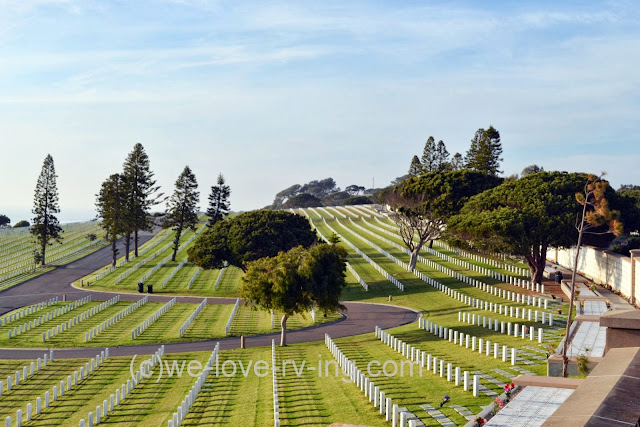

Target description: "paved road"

left=0, top=229, right=160, bottom=314
left=0, top=228, right=419, bottom=359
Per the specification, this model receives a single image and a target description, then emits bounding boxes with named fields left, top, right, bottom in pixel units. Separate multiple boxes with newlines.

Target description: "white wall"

left=636, top=258, right=640, bottom=301
left=552, top=246, right=637, bottom=304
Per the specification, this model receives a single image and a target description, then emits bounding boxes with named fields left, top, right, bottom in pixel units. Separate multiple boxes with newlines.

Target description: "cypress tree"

left=31, top=154, right=63, bottom=265
left=206, top=173, right=231, bottom=227
left=165, top=166, right=199, bottom=261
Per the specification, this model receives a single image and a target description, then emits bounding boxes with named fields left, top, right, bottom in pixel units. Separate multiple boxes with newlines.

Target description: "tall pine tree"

left=31, top=154, right=63, bottom=265
left=420, top=136, right=437, bottom=173
left=450, top=152, right=464, bottom=170
left=165, top=166, right=199, bottom=261
left=434, top=140, right=450, bottom=171
left=464, top=126, right=502, bottom=175
left=408, top=155, right=422, bottom=177
left=96, top=174, right=126, bottom=267
left=206, top=173, right=231, bottom=227
left=122, top=143, right=162, bottom=260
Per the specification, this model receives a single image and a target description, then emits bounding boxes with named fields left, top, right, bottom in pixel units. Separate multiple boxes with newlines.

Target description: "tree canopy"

left=13, top=220, right=29, bottom=228
left=464, top=126, right=502, bottom=175
left=241, top=243, right=347, bottom=346
left=387, top=170, right=502, bottom=270
left=446, top=171, right=630, bottom=283
left=282, top=193, right=323, bottom=209
left=345, top=185, right=365, bottom=196
left=420, top=137, right=450, bottom=173
left=342, top=195, right=372, bottom=205
left=521, top=164, right=544, bottom=176
left=270, top=178, right=349, bottom=208
left=0, top=214, right=10, bottom=227
left=188, top=210, right=318, bottom=271
left=400, top=170, right=503, bottom=220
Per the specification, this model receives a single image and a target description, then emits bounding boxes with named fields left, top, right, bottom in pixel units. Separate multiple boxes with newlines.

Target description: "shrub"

left=609, top=236, right=640, bottom=256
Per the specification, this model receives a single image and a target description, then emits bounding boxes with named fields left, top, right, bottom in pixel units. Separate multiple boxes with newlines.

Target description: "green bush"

left=609, top=236, right=640, bottom=256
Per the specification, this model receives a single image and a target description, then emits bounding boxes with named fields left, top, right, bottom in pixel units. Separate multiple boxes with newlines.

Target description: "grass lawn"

left=0, top=206, right=578, bottom=426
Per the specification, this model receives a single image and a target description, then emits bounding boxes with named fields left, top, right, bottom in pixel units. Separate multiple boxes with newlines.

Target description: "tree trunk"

left=429, top=239, right=434, bottom=249
left=171, top=226, right=182, bottom=262
left=525, top=243, right=548, bottom=285
left=125, top=233, right=131, bottom=261
left=280, top=315, right=288, bottom=346
left=41, top=243, right=46, bottom=267
left=409, top=249, right=419, bottom=271
left=409, top=240, right=426, bottom=272
left=134, top=229, right=139, bottom=257
left=563, top=206, right=588, bottom=378
left=111, top=240, right=117, bottom=267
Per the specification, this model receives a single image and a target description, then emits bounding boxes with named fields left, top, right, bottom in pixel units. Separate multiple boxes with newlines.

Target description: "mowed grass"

left=0, top=352, right=212, bottom=427
left=0, top=357, right=100, bottom=423
left=0, top=299, right=346, bottom=348
left=335, top=334, right=493, bottom=426
left=229, top=306, right=342, bottom=337
left=0, top=205, right=574, bottom=426
left=182, top=347, right=274, bottom=426
left=276, top=342, right=387, bottom=427
left=79, top=226, right=199, bottom=290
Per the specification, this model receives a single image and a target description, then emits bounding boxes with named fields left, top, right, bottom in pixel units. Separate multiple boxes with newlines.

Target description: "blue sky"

left=0, top=0, right=639, bottom=222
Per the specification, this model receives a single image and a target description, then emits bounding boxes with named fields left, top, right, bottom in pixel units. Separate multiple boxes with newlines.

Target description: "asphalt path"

left=0, top=228, right=419, bottom=359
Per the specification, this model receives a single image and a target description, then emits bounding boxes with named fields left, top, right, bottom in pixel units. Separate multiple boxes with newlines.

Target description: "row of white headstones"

left=85, top=296, right=149, bottom=342
left=358, top=216, right=545, bottom=299
left=320, top=218, right=404, bottom=290
left=131, top=297, right=176, bottom=339
left=163, top=257, right=189, bottom=288
left=166, top=343, right=219, bottom=427
left=309, top=216, right=369, bottom=291
left=179, top=298, right=207, bottom=337
left=325, top=214, right=559, bottom=329
left=4, top=348, right=109, bottom=427
left=42, top=296, right=119, bottom=342
left=1, top=297, right=58, bottom=326
left=342, top=216, right=550, bottom=310
left=272, top=340, right=280, bottom=427
left=458, top=311, right=547, bottom=343
left=419, top=319, right=521, bottom=365
left=1, top=351, right=53, bottom=395
left=8, top=296, right=91, bottom=339
left=325, top=333, right=422, bottom=427
left=376, top=326, right=487, bottom=395
left=77, top=346, right=164, bottom=427
left=113, top=222, right=205, bottom=286
left=225, top=299, right=241, bottom=336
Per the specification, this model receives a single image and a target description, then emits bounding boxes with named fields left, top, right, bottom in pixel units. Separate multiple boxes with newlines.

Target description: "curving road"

left=0, top=229, right=419, bottom=359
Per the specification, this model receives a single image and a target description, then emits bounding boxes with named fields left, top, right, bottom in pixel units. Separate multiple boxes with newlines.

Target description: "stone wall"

left=552, top=246, right=638, bottom=304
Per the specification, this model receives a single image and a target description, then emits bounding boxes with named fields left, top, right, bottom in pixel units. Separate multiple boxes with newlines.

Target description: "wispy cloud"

left=0, top=0, right=639, bottom=214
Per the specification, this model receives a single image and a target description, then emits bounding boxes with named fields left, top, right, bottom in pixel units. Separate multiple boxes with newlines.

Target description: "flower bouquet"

left=439, top=395, right=450, bottom=408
